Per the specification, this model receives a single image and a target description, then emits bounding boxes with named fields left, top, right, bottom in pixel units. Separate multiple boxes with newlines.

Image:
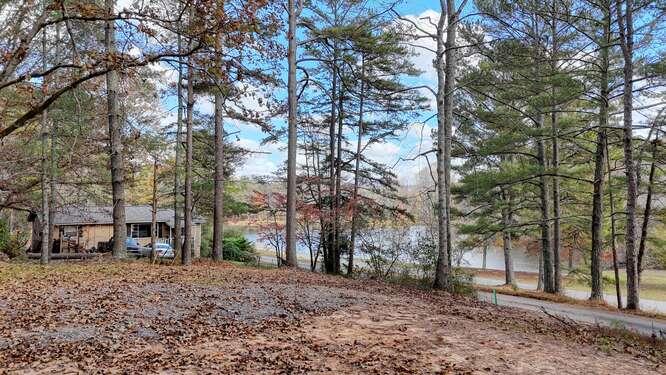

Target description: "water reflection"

left=229, top=225, right=540, bottom=273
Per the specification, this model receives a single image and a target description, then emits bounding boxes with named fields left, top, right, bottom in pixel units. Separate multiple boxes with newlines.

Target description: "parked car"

left=143, top=243, right=175, bottom=259
left=125, top=238, right=144, bottom=256
left=106, top=237, right=145, bottom=256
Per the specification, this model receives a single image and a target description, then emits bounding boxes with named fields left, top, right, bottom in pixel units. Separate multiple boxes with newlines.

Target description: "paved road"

left=477, top=291, right=666, bottom=338
left=475, top=276, right=666, bottom=314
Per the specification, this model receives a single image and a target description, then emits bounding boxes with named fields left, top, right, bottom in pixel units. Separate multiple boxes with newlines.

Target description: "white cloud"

left=233, top=138, right=285, bottom=178
left=399, top=10, right=440, bottom=84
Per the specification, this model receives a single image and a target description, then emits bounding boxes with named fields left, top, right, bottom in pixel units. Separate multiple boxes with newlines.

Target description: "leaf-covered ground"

left=0, top=261, right=664, bottom=374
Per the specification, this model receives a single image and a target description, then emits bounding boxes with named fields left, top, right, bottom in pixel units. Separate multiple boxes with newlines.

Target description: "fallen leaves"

left=0, top=260, right=663, bottom=373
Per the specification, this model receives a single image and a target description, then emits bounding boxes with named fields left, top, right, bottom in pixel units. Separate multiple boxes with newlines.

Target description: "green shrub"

left=0, top=219, right=8, bottom=251
left=200, top=225, right=257, bottom=263
left=0, top=220, right=27, bottom=259
left=2, top=234, right=27, bottom=259
left=223, top=235, right=257, bottom=263
left=449, top=268, right=475, bottom=296
left=569, top=266, right=615, bottom=287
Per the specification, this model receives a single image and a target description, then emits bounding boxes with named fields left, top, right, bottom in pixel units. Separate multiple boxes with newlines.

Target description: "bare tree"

left=434, top=0, right=467, bottom=290
left=106, top=0, right=126, bottom=259
left=285, top=0, right=302, bottom=267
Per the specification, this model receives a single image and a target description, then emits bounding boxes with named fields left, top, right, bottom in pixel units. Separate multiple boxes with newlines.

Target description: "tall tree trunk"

left=40, top=11, right=49, bottom=265
left=637, top=139, right=656, bottom=284
left=606, top=136, right=623, bottom=308
left=348, top=57, right=365, bottom=276
left=537, top=112, right=555, bottom=293
left=433, top=0, right=457, bottom=290
left=182, top=29, right=194, bottom=266
left=151, top=158, right=158, bottom=262
left=173, top=15, right=183, bottom=259
left=334, top=86, right=344, bottom=274
left=590, top=131, right=607, bottom=301
left=326, top=63, right=338, bottom=274
left=482, top=242, right=487, bottom=270
left=285, top=0, right=299, bottom=267
left=590, top=8, right=610, bottom=300
left=615, top=0, right=639, bottom=310
left=550, top=5, right=561, bottom=293
left=48, top=23, right=60, bottom=256
left=212, top=38, right=224, bottom=262
left=501, top=194, right=516, bottom=287
left=537, top=250, right=544, bottom=291
left=105, top=0, right=126, bottom=259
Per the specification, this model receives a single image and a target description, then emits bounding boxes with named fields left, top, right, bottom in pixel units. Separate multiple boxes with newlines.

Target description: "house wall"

left=54, top=222, right=203, bottom=255
left=54, top=224, right=113, bottom=253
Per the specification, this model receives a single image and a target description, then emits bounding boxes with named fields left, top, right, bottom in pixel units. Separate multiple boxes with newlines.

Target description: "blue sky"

left=126, top=0, right=663, bottom=185
left=140, top=1, right=451, bottom=184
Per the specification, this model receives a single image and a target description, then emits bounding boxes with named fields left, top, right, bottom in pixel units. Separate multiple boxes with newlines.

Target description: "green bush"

left=0, top=219, right=8, bottom=251
left=223, top=235, right=257, bottom=263
left=0, top=220, right=27, bottom=259
left=449, top=268, right=475, bottom=296
left=200, top=225, right=257, bottom=263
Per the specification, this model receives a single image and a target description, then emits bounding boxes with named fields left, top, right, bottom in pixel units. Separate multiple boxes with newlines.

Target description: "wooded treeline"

left=0, top=0, right=665, bottom=311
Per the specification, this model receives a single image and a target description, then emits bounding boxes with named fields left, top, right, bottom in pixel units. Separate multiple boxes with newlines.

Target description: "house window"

left=62, top=226, right=80, bottom=239
left=130, top=223, right=151, bottom=238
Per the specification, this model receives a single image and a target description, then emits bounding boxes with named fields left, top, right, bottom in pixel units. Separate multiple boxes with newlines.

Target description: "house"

left=52, top=205, right=204, bottom=255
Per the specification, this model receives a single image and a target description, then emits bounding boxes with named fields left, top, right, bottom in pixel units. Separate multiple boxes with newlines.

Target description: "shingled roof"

left=53, top=205, right=205, bottom=226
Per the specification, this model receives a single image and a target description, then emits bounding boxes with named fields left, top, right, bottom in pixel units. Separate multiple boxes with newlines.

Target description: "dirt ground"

left=0, top=261, right=664, bottom=374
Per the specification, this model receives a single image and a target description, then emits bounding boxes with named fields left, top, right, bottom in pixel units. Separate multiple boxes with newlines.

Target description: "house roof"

left=53, top=205, right=205, bottom=227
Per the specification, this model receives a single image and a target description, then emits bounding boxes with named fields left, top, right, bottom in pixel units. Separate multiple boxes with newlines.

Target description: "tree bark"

left=637, top=139, right=656, bottom=284
left=550, top=4, right=561, bottom=293
left=285, top=0, right=299, bottom=267
left=590, top=7, right=610, bottom=300
left=212, top=37, right=224, bottom=262
left=590, top=129, right=607, bottom=301
left=501, top=190, right=516, bottom=287
left=105, top=0, right=126, bottom=259
left=334, top=86, right=344, bottom=274
left=348, top=57, right=365, bottom=276
left=433, top=0, right=457, bottom=290
left=40, top=10, right=49, bottom=265
left=326, top=62, right=338, bottom=274
left=173, top=12, right=183, bottom=259
left=537, top=250, right=544, bottom=291
left=536, top=112, right=555, bottom=293
left=151, top=158, right=158, bottom=262
left=182, top=22, right=194, bottom=266
left=615, top=0, right=639, bottom=310
left=48, top=24, right=61, bottom=256
left=482, top=242, right=487, bottom=270
left=606, top=136, right=623, bottom=308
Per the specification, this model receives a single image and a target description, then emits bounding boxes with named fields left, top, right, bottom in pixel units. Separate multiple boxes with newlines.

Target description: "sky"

left=129, top=0, right=663, bottom=185
left=132, top=0, right=449, bottom=185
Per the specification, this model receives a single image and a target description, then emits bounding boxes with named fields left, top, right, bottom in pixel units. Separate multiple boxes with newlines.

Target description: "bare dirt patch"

left=0, top=261, right=663, bottom=373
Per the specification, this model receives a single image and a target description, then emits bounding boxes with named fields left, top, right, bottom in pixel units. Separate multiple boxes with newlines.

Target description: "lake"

left=228, top=225, right=540, bottom=273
